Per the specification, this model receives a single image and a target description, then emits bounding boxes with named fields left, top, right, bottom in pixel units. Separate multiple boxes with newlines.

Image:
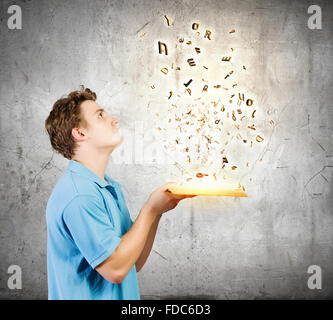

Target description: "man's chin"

left=117, top=135, right=124, bottom=145
left=111, top=136, right=123, bottom=150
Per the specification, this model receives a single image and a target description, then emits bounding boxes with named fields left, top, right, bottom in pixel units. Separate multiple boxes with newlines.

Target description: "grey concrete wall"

left=0, top=0, right=332, bottom=299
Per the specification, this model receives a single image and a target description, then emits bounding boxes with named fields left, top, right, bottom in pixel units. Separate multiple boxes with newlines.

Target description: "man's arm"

left=135, top=214, right=162, bottom=272
left=95, top=182, right=194, bottom=284
left=95, top=203, right=156, bottom=284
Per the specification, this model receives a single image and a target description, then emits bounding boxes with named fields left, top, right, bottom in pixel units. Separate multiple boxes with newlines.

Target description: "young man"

left=45, top=87, right=195, bottom=300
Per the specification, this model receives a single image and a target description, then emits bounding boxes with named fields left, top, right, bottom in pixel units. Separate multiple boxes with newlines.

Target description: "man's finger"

left=171, top=194, right=197, bottom=200
left=163, top=182, right=177, bottom=192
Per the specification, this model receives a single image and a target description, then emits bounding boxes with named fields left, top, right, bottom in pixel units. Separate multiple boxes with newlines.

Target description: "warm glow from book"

left=168, top=180, right=248, bottom=197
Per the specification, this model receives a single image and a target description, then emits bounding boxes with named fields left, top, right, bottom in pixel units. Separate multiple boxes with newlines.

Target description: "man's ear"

left=71, top=127, right=87, bottom=142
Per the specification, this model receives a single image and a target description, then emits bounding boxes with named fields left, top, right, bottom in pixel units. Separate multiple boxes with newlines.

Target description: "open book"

left=167, top=180, right=248, bottom=197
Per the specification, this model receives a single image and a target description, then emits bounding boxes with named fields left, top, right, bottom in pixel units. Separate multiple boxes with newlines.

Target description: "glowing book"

left=167, top=180, right=248, bottom=197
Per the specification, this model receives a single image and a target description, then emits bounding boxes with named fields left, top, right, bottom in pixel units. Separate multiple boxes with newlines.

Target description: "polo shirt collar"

left=67, top=159, right=120, bottom=189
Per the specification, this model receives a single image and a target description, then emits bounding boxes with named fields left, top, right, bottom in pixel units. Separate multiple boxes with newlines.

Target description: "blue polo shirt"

left=46, top=159, right=140, bottom=300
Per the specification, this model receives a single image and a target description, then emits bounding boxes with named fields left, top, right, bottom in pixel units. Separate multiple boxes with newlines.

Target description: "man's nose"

left=111, top=117, right=119, bottom=126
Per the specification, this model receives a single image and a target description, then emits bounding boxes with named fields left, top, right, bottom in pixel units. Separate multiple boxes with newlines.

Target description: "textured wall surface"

left=0, top=0, right=332, bottom=299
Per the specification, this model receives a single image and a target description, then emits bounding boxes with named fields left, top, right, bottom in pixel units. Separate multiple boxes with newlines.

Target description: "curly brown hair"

left=45, top=86, right=97, bottom=160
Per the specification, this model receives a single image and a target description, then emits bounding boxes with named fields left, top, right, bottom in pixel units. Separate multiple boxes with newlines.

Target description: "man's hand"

left=144, top=182, right=196, bottom=217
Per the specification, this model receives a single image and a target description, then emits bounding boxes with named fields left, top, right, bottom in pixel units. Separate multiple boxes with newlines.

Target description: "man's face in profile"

left=79, top=100, right=123, bottom=152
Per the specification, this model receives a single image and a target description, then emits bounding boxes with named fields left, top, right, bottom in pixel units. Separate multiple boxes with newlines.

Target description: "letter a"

left=8, top=5, right=22, bottom=30
left=307, top=5, right=322, bottom=30
left=307, top=265, right=322, bottom=289
left=7, top=265, right=22, bottom=289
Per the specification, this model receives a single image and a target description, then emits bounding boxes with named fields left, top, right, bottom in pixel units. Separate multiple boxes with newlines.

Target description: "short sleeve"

left=62, top=195, right=122, bottom=269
